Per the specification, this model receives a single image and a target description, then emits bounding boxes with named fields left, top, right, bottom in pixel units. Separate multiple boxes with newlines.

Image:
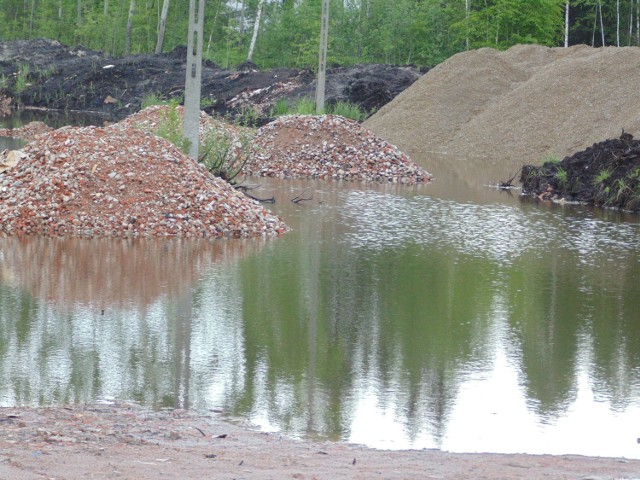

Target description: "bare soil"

left=0, top=39, right=421, bottom=123
left=2, top=404, right=640, bottom=480
left=365, top=44, right=640, bottom=166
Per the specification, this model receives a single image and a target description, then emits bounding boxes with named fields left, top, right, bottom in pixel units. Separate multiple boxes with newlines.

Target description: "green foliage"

left=328, top=100, right=366, bottom=122
left=593, top=168, right=613, bottom=185
left=14, top=63, right=31, bottom=96
left=553, top=167, right=568, bottom=185
left=140, top=92, right=165, bottom=109
left=293, top=97, right=318, bottom=115
left=155, top=100, right=191, bottom=154
left=270, top=98, right=290, bottom=117
left=199, top=126, right=254, bottom=183
left=542, top=154, right=561, bottom=164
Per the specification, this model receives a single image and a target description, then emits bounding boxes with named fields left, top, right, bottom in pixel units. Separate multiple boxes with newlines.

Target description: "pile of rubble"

left=0, top=120, right=52, bottom=139
left=0, top=124, right=288, bottom=238
left=246, top=115, right=431, bottom=184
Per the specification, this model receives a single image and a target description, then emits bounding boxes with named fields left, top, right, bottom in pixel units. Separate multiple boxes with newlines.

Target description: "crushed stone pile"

left=118, top=105, right=248, bottom=145
left=0, top=121, right=53, bottom=139
left=521, top=132, right=640, bottom=211
left=365, top=44, right=640, bottom=165
left=0, top=124, right=288, bottom=238
left=246, top=114, right=431, bottom=184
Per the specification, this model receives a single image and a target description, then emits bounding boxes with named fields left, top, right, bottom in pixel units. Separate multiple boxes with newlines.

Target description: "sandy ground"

left=1, top=404, right=640, bottom=480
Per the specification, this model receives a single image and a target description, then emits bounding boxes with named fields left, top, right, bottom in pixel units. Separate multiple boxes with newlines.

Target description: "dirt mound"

left=0, top=120, right=52, bottom=139
left=364, top=44, right=640, bottom=166
left=0, top=124, right=288, bottom=238
left=246, top=114, right=431, bottom=183
left=0, top=39, right=421, bottom=122
left=521, top=131, right=640, bottom=211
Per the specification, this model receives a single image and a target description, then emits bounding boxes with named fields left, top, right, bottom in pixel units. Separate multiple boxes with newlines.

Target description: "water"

left=1, top=121, right=640, bottom=458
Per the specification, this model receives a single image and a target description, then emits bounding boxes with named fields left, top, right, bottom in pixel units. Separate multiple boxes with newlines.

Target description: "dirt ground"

left=0, top=39, right=421, bottom=123
left=1, top=404, right=639, bottom=480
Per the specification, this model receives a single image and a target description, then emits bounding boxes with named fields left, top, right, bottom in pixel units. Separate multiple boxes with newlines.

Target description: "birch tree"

left=316, top=0, right=330, bottom=114
left=183, top=0, right=205, bottom=160
left=124, top=0, right=136, bottom=55
left=247, top=0, right=266, bottom=62
left=565, top=0, right=570, bottom=46
left=155, top=0, right=170, bottom=54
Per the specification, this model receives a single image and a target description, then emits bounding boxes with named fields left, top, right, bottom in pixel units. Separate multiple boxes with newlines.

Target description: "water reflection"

left=1, top=179, right=640, bottom=458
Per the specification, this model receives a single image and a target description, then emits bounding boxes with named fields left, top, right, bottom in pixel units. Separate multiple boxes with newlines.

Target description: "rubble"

left=246, top=114, right=432, bottom=184
left=0, top=124, right=289, bottom=238
left=0, top=120, right=53, bottom=139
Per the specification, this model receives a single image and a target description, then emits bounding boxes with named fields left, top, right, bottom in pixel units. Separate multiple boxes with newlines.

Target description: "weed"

left=201, top=96, right=216, bottom=108
left=236, top=107, right=260, bottom=127
left=141, top=92, right=165, bottom=109
left=542, top=154, right=561, bottom=164
left=328, top=100, right=366, bottom=122
left=593, top=168, right=612, bottom=185
left=199, top=126, right=253, bottom=184
left=294, top=97, right=319, bottom=115
left=553, top=167, right=568, bottom=185
left=14, top=62, right=31, bottom=96
left=155, top=100, right=191, bottom=154
left=269, top=98, right=290, bottom=117
left=0, top=75, right=8, bottom=90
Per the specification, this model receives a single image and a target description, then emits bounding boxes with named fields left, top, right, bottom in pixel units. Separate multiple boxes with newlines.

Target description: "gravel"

left=0, top=123, right=288, bottom=238
left=246, top=114, right=431, bottom=183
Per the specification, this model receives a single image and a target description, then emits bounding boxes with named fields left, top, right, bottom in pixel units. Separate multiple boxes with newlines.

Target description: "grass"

left=593, top=168, right=613, bottom=185
left=553, top=167, right=568, bottom=185
left=269, top=97, right=367, bottom=121
left=14, top=62, right=31, bottom=96
left=542, top=154, right=561, bottom=164
left=141, top=92, right=165, bottom=109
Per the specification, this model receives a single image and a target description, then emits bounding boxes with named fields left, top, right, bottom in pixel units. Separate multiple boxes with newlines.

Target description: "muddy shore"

left=2, top=404, right=640, bottom=480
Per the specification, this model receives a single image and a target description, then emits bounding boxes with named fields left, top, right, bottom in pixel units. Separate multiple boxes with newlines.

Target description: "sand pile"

left=364, top=44, right=640, bottom=165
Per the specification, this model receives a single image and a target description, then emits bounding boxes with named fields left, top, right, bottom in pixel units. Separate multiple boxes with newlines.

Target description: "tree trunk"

left=616, top=0, right=620, bottom=46
left=155, top=0, right=170, bottom=54
left=77, top=0, right=82, bottom=26
left=183, top=0, right=205, bottom=160
left=564, top=1, right=569, bottom=47
left=124, top=0, right=136, bottom=56
left=247, top=0, right=265, bottom=62
left=104, top=0, right=109, bottom=16
left=466, top=0, right=471, bottom=49
left=316, top=0, right=330, bottom=114
left=599, top=0, right=605, bottom=46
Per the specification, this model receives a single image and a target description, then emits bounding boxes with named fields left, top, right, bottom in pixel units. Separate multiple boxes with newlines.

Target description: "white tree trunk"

left=155, top=0, right=170, bottom=54
left=564, top=1, right=569, bottom=47
left=466, top=0, right=471, bottom=49
left=247, top=0, right=265, bottom=62
left=124, top=0, right=136, bottom=55
left=616, top=0, right=620, bottom=46
left=316, top=0, right=330, bottom=114
left=599, top=1, right=606, bottom=46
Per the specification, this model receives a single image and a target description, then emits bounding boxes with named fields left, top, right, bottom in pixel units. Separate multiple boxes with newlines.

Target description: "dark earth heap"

left=0, top=38, right=423, bottom=124
left=521, top=131, right=640, bottom=211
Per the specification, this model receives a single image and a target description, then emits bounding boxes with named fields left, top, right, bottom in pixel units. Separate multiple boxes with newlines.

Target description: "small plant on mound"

left=199, top=128, right=253, bottom=183
left=553, top=167, right=568, bottom=186
left=155, top=100, right=191, bottom=154
left=294, top=97, right=317, bottom=115
left=329, top=100, right=366, bottom=122
left=141, top=92, right=165, bottom=109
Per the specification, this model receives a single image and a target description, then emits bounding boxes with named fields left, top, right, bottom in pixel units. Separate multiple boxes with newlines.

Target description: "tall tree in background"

left=247, top=0, right=265, bottom=62
left=183, top=0, right=205, bottom=160
left=156, top=0, right=171, bottom=53
left=124, top=0, right=136, bottom=55
left=316, top=0, right=329, bottom=114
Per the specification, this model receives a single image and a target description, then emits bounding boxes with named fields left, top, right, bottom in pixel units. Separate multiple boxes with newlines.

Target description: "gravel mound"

left=0, top=121, right=53, bottom=139
left=0, top=124, right=288, bottom=238
left=364, top=44, right=640, bottom=165
left=246, top=114, right=431, bottom=183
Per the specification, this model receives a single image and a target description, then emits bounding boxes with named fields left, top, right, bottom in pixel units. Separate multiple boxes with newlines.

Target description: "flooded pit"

left=1, top=163, right=640, bottom=458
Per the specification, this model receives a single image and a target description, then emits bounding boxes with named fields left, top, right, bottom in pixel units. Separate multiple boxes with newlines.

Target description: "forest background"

left=1, top=1, right=639, bottom=69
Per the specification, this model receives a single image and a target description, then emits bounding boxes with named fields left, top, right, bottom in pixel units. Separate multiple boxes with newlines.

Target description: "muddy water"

left=1, top=136, right=640, bottom=458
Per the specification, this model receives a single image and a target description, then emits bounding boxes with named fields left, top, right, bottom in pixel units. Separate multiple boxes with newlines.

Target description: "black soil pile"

left=521, top=132, right=640, bottom=211
left=0, top=39, right=421, bottom=122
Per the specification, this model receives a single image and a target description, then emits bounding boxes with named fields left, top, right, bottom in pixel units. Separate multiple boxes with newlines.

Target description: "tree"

left=247, top=0, right=265, bottom=62
left=124, top=0, right=136, bottom=55
left=155, top=0, right=171, bottom=54
left=316, top=0, right=329, bottom=114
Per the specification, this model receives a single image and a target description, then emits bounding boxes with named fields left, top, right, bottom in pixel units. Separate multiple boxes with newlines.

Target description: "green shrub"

left=329, top=100, right=366, bottom=122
